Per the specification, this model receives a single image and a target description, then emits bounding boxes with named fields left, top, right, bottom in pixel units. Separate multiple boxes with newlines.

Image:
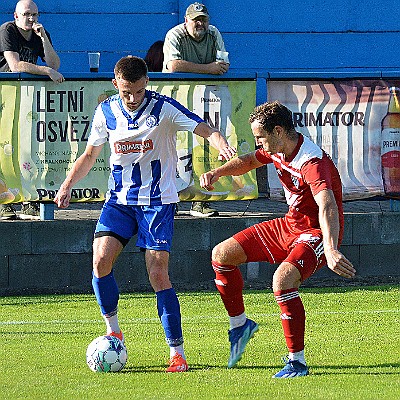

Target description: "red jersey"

left=255, top=134, right=344, bottom=242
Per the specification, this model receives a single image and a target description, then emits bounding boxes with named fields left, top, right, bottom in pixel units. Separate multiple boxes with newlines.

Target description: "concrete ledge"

left=0, top=212, right=399, bottom=295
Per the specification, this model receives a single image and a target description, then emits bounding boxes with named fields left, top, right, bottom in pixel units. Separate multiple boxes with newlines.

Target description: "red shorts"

left=233, top=217, right=326, bottom=281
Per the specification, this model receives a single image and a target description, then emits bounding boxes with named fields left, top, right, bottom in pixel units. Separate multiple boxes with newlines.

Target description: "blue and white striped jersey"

left=88, top=90, right=204, bottom=205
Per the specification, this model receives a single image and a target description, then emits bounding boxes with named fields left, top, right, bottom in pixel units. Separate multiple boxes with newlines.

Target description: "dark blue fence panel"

left=1, top=0, right=399, bottom=73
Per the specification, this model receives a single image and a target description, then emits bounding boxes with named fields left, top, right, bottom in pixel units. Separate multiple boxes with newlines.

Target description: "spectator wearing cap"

left=162, top=2, right=229, bottom=75
left=163, top=2, right=230, bottom=217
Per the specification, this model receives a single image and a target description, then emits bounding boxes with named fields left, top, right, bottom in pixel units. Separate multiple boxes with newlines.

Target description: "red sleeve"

left=302, top=155, right=333, bottom=196
left=255, top=148, right=273, bottom=164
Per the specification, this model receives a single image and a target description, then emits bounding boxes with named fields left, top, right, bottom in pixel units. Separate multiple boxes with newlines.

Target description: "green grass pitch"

left=0, top=286, right=398, bottom=399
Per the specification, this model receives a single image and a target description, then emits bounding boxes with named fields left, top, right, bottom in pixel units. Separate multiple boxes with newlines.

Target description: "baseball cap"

left=185, top=3, right=209, bottom=19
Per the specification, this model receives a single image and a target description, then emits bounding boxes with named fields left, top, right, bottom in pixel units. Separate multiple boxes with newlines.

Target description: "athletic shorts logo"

left=296, top=233, right=320, bottom=244
left=114, top=139, right=154, bottom=154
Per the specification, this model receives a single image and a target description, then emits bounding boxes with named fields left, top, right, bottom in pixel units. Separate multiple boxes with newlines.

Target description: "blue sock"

left=156, top=288, right=183, bottom=347
left=92, top=270, right=119, bottom=316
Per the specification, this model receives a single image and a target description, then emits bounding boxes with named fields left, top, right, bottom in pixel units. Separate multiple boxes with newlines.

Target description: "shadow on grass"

left=299, top=284, right=399, bottom=294
left=310, top=362, right=400, bottom=375
left=0, top=330, right=79, bottom=335
left=232, top=362, right=400, bottom=376
left=120, top=363, right=223, bottom=373
left=120, top=362, right=400, bottom=375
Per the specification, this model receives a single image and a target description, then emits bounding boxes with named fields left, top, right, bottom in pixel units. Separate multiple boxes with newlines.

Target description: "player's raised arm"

left=200, top=152, right=262, bottom=191
left=193, top=122, right=236, bottom=161
left=54, top=144, right=104, bottom=208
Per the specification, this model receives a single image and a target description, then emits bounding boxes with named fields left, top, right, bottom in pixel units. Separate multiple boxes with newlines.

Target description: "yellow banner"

left=0, top=79, right=257, bottom=203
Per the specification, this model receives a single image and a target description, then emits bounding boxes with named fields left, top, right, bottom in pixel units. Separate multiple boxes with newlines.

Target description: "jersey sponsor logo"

left=114, top=139, right=154, bottom=154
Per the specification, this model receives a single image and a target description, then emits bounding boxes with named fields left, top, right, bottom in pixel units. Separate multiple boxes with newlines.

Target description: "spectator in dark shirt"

left=0, top=0, right=64, bottom=220
left=144, top=40, right=164, bottom=72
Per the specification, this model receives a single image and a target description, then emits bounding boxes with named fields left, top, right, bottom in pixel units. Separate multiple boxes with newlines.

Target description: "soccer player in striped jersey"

left=54, top=56, right=236, bottom=372
left=200, top=101, right=356, bottom=378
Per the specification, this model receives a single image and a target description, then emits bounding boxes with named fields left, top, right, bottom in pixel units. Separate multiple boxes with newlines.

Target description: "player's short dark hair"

left=114, top=56, right=148, bottom=82
left=249, top=101, right=295, bottom=132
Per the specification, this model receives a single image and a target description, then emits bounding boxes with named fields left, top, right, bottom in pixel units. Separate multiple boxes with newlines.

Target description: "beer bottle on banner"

left=381, top=86, right=400, bottom=196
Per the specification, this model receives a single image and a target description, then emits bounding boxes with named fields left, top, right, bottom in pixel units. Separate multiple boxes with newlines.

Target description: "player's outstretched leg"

left=228, top=318, right=259, bottom=368
left=212, top=261, right=258, bottom=368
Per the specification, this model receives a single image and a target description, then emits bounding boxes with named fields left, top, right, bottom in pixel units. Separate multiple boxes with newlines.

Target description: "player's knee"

left=147, top=266, right=171, bottom=289
left=147, top=267, right=163, bottom=283
left=212, top=240, right=233, bottom=265
left=212, top=243, right=223, bottom=264
left=272, top=263, right=301, bottom=291
left=93, top=258, right=113, bottom=278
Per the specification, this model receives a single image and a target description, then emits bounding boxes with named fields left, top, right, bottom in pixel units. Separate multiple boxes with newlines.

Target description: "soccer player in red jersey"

left=200, top=101, right=356, bottom=378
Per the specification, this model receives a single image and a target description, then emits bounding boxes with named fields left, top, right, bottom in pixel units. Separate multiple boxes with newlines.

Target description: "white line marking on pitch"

left=0, top=309, right=397, bottom=326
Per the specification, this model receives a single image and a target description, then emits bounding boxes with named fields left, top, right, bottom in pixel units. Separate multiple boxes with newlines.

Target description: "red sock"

left=212, top=261, right=244, bottom=317
left=274, top=288, right=305, bottom=353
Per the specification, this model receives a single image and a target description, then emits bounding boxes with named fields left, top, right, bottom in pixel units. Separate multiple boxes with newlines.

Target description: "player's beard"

left=126, top=102, right=140, bottom=111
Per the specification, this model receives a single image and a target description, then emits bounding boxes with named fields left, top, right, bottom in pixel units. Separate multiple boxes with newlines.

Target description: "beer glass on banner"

left=381, top=86, right=400, bottom=197
left=88, top=52, right=100, bottom=72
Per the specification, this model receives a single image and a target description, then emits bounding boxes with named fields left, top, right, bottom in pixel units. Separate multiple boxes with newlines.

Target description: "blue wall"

left=1, top=0, right=400, bottom=74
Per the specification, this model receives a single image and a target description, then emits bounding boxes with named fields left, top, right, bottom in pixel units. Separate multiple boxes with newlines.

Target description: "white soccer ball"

left=86, top=335, right=128, bottom=372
